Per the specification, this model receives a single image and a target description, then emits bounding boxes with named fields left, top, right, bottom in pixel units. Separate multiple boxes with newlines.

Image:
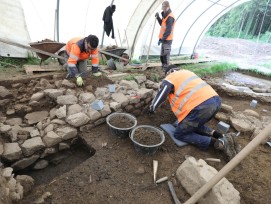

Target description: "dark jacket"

left=102, top=5, right=116, bottom=39
left=156, top=8, right=175, bottom=43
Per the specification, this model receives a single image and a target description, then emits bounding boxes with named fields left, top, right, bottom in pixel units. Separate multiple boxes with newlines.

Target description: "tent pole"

left=146, top=17, right=156, bottom=65
left=118, top=29, right=123, bottom=47
left=101, top=0, right=114, bottom=48
left=56, top=0, right=60, bottom=42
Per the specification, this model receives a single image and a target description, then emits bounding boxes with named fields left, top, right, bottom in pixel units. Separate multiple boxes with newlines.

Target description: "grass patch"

left=245, top=68, right=271, bottom=78
left=179, top=62, right=238, bottom=76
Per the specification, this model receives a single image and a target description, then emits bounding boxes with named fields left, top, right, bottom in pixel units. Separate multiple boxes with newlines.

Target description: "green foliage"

left=207, top=0, right=271, bottom=41
left=182, top=62, right=238, bottom=76
left=150, top=73, right=160, bottom=82
left=122, top=75, right=135, bottom=81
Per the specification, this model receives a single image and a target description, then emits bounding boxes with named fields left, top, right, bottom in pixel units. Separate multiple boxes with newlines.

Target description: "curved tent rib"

left=191, top=0, right=251, bottom=55
left=125, top=0, right=163, bottom=59
left=126, top=0, right=252, bottom=59
left=178, top=0, right=224, bottom=55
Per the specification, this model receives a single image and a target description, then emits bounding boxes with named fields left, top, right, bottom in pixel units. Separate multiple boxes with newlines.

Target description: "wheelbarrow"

left=29, top=39, right=65, bottom=65
left=101, top=47, right=126, bottom=60
left=101, top=47, right=129, bottom=69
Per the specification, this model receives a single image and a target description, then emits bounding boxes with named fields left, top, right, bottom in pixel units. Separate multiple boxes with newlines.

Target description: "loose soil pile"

left=109, top=116, right=134, bottom=128
left=133, top=127, right=162, bottom=145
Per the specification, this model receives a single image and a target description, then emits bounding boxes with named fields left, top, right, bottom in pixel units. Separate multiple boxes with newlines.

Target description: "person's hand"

left=142, top=106, right=154, bottom=115
left=92, top=66, right=99, bottom=73
left=158, top=39, right=162, bottom=46
left=76, top=76, right=84, bottom=86
left=155, top=12, right=159, bottom=18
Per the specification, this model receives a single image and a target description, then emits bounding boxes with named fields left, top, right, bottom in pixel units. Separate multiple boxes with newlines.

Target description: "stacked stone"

left=0, top=75, right=160, bottom=171
left=0, top=167, right=34, bottom=202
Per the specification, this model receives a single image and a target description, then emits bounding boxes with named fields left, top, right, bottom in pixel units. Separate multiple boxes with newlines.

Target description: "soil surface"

left=109, top=115, right=135, bottom=128
left=1, top=37, right=271, bottom=204
left=133, top=127, right=162, bottom=146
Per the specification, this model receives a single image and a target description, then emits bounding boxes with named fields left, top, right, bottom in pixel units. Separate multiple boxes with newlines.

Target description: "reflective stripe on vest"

left=170, top=75, right=199, bottom=107
left=159, top=12, right=175, bottom=40
left=173, top=82, right=208, bottom=116
left=166, top=70, right=218, bottom=123
left=70, top=53, right=79, bottom=61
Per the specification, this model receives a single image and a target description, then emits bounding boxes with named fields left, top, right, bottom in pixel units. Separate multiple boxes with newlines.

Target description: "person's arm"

left=67, top=44, right=80, bottom=77
left=156, top=16, right=162, bottom=25
left=90, top=48, right=99, bottom=72
left=161, top=16, right=174, bottom=41
left=149, top=80, right=174, bottom=112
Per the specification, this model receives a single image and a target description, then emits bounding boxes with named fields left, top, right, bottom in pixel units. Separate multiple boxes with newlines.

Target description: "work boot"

left=226, top=132, right=242, bottom=154
left=214, top=135, right=237, bottom=161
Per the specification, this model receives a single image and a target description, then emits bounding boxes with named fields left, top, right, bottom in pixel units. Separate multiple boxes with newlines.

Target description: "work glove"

left=76, top=76, right=84, bottom=86
left=158, top=39, right=162, bottom=46
left=92, top=66, right=99, bottom=73
left=155, top=12, right=159, bottom=18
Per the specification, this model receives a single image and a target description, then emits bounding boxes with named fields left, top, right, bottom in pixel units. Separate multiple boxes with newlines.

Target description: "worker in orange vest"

left=65, top=35, right=101, bottom=86
left=148, top=65, right=239, bottom=160
left=155, top=1, right=175, bottom=72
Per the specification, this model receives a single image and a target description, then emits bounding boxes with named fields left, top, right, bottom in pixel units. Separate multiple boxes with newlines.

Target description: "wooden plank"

left=24, top=65, right=63, bottom=75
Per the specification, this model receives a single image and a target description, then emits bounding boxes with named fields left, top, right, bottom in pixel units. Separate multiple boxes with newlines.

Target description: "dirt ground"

left=1, top=37, right=271, bottom=204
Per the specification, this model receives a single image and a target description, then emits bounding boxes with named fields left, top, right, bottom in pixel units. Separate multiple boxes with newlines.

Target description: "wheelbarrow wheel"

left=58, top=50, right=68, bottom=65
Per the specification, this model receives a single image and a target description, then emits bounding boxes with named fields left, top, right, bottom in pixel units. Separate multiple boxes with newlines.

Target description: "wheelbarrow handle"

left=99, top=50, right=129, bottom=62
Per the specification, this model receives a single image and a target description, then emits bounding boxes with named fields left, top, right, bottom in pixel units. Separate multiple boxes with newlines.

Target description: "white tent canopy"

left=1, top=0, right=250, bottom=59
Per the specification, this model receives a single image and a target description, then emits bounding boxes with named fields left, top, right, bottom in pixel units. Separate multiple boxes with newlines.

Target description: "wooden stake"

left=153, top=160, right=158, bottom=183
left=156, top=176, right=168, bottom=184
left=184, top=122, right=271, bottom=204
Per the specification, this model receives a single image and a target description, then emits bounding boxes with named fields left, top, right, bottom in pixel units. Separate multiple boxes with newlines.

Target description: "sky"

left=20, top=0, right=139, bottom=46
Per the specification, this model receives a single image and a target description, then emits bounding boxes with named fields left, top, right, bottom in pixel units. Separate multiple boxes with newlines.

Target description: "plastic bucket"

left=129, top=125, right=165, bottom=155
left=106, top=112, right=137, bottom=138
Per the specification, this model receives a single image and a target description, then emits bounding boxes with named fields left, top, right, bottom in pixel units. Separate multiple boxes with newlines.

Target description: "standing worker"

left=148, top=65, right=239, bottom=161
left=64, top=34, right=101, bottom=86
left=155, top=1, right=175, bottom=72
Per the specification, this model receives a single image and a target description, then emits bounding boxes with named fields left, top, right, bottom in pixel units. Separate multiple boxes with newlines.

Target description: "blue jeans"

left=174, top=96, right=221, bottom=150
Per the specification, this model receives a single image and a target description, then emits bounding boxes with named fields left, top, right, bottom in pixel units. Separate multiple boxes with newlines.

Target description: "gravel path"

left=197, top=36, right=271, bottom=74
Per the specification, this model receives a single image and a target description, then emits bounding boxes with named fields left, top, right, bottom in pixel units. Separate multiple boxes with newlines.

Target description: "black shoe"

left=215, top=135, right=237, bottom=161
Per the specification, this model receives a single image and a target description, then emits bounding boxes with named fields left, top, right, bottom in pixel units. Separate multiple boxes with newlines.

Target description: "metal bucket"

left=106, top=112, right=137, bottom=138
left=129, top=125, right=165, bottom=155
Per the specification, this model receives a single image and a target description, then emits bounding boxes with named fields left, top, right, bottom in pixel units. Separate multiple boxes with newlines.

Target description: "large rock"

left=176, top=157, right=240, bottom=204
left=21, top=137, right=45, bottom=156
left=0, top=86, right=12, bottom=99
left=44, top=89, right=64, bottom=99
left=3, top=143, right=22, bottom=161
left=66, top=112, right=90, bottom=127
left=25, top=111, right=49, bottom=125
left=55, top=126, right=77, bottom=140
left=79, top=92, right=96, bottom=104
left=57, top=95, right=78, bottom=105
left=43, top=131, right=62, bottom=147
left=11, top=155, right=39, bottom=171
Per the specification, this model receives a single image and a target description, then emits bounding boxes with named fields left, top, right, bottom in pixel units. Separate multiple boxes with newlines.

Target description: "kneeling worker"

left=149, top=65, right=238, bottom=160
left=65, top=34, right=101, bottom=86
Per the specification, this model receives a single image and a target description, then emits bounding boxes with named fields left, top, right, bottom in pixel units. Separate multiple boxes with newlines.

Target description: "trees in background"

left=208, top=0, right=271, bottom=42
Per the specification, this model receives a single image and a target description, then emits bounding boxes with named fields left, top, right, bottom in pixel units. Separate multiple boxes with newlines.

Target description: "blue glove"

left=158, top=39, right=162, bottom=46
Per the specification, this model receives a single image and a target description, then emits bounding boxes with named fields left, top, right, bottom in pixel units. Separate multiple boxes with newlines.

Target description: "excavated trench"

left=15, top=137, right=95, bottom=186
left=1, top=68, right=271, bottom=204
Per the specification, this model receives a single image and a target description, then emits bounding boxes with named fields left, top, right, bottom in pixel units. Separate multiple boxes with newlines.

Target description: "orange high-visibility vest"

left=159, top=12, right=175, bottom=40
left=65, top=37, right=99, bottom=67
left=165, top=70, right=218, bottom=123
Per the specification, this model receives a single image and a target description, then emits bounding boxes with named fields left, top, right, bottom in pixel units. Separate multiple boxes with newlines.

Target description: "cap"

left=165, top=64, right=179, bottom=75
left=162, top=1, right=170, bottom=7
